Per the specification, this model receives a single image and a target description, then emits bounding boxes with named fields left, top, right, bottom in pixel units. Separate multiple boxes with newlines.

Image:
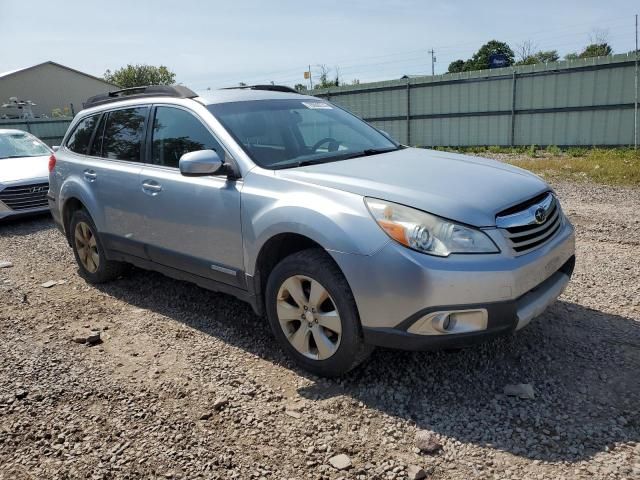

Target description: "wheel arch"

left=59, top=178, right=103, bottom=243
left=253, top=232, right=324, bottom=298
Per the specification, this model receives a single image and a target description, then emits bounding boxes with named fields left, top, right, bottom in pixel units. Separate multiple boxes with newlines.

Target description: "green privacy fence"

left=0, top=118, right=72, bottom=146
left=313, top=53, right=639, bottom=147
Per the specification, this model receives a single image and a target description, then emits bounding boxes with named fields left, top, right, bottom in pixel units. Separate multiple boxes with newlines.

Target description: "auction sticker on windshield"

left=302, top=102, right=333, bottom=109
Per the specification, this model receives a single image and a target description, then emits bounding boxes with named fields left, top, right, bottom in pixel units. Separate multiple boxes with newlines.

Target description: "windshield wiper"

left=296, top=158, right=335, bottom=167
left=342, top=146, right=401, bottom=160
left=284, top=146, right=402, bottom=169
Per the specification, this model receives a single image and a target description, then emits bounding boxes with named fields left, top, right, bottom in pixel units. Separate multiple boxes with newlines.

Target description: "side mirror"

left=52, top=145, right=60, bottom=152
left=179, top=149, right=223, bottom=176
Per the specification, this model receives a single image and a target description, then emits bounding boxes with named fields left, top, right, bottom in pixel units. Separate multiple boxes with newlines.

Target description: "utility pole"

left=428, top=49, right=436, bottom=76
left=308, top=64, right=313, bottom=90
left=634, top=14, right=638, bottom=150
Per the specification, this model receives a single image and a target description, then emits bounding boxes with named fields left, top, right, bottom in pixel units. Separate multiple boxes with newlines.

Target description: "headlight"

left=364, top=198, right=499, bottom=257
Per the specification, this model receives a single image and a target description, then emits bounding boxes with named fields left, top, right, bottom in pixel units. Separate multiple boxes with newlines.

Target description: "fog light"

left=408, top=309, right=488, bottom=335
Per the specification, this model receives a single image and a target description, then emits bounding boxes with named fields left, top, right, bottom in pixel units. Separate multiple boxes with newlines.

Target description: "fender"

left=241, top=171, right=389, bottom=276
left=59, top=174, right=104, bottom=232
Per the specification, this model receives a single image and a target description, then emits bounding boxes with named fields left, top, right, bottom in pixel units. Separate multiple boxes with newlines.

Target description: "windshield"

left=0, top=131, right=51, bottom=159
left=207, top=99, right=398, bottom=169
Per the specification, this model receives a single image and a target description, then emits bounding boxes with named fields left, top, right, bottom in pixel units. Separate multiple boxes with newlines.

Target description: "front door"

left=138, top=105, right=244, bottom=287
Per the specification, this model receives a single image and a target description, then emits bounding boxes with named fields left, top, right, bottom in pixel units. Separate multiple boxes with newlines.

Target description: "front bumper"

left=0, top=178, right=50, bottom=220
left=331, top=219, right=575, bottom=350
left=362, top=256, right=574, bottom=350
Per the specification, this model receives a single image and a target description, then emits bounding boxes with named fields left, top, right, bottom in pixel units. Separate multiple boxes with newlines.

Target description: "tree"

left=535, top=50, right=560, bottom=63
left=293, top=83, right=307, bottom=92
left=314, top=64, right=340, bottom=89
left=466, top=40, right=515, bottom=70
left=579, top=43, right=613, bottom=58
left=447, top=59, right=466, bottom=73
left=515, top=49, right=560, bottom=66
left=515, top=40, right=537, bottom=64
left=564, top=52, right=579, bottom=60
left=103, top=64, right=176, bottom=88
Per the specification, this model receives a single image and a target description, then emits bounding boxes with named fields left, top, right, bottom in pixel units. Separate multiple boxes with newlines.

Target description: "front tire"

left=265, top=249, right=372, bottom=377
left=69, top=209, right=126, bottom=284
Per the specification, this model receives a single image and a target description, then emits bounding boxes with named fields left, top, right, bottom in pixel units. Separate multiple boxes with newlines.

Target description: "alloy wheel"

left=74, top=221, right=99, bottom=273
left=276, top=275, right=342, bottom=360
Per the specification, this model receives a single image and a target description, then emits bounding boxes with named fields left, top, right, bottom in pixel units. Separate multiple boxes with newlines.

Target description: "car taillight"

left=48, top=154, right=56, bottom=172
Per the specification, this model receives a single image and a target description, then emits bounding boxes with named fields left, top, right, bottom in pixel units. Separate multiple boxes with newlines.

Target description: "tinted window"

left=101, top=107, right=149, bottom=162
left=66, top=115, right=99, bottom=154
left=151, top=106, right=222, bottom=168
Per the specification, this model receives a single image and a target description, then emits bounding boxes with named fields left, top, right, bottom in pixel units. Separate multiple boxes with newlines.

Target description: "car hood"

left=0, top=155, right=50, bottom=184
left=276, top=148, right=549, bottom=227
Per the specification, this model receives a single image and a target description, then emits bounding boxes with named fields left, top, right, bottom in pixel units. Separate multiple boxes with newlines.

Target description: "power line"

left=190, top=14, right=637, bottom=89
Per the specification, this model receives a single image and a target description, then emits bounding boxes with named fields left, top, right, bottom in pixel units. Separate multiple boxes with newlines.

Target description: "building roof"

left=0, top=61, right=118, bottom=87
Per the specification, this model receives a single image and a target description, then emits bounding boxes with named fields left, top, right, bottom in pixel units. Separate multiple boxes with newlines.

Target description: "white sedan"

left=0, top=129, right=52, bottom=220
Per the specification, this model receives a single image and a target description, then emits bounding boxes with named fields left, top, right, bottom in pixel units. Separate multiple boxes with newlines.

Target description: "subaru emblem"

left=534, top=207, right=546, bottom=224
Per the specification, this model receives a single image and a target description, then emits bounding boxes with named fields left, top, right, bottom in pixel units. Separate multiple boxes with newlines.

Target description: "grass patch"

left=507, top=148, right=640, bottom=186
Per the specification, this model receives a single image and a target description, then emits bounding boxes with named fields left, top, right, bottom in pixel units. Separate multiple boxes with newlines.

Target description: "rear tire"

left=265, top=248, right=373, bottom=377
left=69, top=209, right=126, bottom=284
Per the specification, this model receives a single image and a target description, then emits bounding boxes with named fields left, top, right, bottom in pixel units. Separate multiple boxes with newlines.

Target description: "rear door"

left=137, top=104, right=244, bottom=287
left=87, top=106, right=150, bottom=257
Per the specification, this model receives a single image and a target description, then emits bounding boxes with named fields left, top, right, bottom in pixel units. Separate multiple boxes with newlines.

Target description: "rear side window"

left=101, top=107, right=149, bottom=162
left=66, top=114, right=99, bottom=154
left=150, top=106, right=222, bottom=168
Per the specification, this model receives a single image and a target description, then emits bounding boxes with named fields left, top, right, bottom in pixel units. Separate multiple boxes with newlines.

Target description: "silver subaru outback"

left=48, top=85, right=575, bottom=376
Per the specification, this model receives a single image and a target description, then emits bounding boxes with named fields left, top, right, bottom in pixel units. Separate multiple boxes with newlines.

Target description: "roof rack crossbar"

left=83, top=85, right=198, bottom=109
left=223, top=84, right=299, bottom=94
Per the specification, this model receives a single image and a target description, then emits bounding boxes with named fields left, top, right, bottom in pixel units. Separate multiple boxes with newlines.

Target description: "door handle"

left=83, top=169, right=97, bottom=182
left=142, top=180, right=162, bottom=194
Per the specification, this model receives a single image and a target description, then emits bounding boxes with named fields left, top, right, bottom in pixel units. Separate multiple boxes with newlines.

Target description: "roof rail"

left=84, top=85, right=198, bottom=109
left=223, top=84, right=299, bottom=94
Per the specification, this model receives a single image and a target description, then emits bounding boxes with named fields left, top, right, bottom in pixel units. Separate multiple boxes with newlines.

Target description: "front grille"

left=0, top=182, right=49, bottom=211
left=496, top=193, right=563, bottom=255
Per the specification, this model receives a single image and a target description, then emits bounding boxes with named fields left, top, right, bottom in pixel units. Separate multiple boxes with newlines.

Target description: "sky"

left=1, top=0, right=638, bottom=90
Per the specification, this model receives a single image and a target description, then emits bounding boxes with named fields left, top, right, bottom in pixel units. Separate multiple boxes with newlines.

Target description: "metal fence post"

left=406, top=79, right=411, bottom=145
left=510, top=70, right=517, bottom=146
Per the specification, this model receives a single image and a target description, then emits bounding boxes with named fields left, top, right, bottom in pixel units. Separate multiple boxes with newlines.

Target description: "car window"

left=0, top=131, right=51, bottom=159
left=101, top=107, right=149, bottom=162
left=294, top=107, right=372, bottom=149
left=208, top=99, right=397, bottom=169
left=66, top=114, right=100, bottom=155
left=150, top=106, right=223, bottom=168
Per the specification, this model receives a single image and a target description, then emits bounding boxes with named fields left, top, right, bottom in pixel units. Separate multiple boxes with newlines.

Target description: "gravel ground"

left=0, top=180, right=638, bottom=480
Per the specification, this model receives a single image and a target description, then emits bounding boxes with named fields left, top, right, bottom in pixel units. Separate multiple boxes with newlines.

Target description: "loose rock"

left=415, top=430, right=442, bottom=454
left=86, top=331, right=101, bottom=345
left=212, top=397, right=229, bottom=411
left=503, top=383, right=536, bottom=399
left=407, top=465, right=428, bottom=480
left=328, top=454, right=352, bottom=471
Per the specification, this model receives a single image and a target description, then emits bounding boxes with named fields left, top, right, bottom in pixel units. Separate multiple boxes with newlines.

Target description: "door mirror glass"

left=179, top=149, right=223, bottom=176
